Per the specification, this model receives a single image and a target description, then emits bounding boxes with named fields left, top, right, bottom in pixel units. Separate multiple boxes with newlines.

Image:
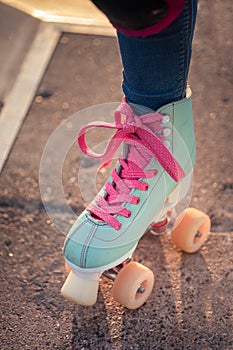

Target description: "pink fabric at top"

left=114, top=0, right=185, bottom=37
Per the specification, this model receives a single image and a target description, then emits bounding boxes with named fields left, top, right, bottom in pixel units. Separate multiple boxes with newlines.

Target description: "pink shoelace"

left=78, top=101, right=185, bottom=230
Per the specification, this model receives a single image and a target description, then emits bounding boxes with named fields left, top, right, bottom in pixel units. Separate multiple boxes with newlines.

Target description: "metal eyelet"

left=164, top=140, right=171, bottom=149
left=162, top=115, right=170, bottom=123
left=163, top=128, right=171, bottom=137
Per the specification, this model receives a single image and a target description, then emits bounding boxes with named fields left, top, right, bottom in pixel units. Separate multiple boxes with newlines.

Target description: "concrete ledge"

left=0, top=22, right=60, bottom=172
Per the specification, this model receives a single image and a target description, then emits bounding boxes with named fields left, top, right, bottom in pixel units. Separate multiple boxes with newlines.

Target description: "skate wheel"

left=61, top=271, right=99, bottom=306
left=112, top=262, right=154, bottom=310
left=171, top=207, right=210, bottom=253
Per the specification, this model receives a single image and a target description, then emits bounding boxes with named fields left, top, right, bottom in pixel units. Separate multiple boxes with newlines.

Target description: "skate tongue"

left=126, top=132, right=156, bottom=170
left=118, top=103, right=157, bottom=169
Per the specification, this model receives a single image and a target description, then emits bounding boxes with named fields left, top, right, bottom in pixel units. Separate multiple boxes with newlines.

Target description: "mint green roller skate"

left=61, top=88, right=210, bottom=309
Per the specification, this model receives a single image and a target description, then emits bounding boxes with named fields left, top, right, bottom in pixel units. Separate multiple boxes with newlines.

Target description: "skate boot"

left=61, top=88, right=210, bottom=309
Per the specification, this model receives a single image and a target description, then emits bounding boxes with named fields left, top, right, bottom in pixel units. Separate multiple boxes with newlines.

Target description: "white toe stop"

left=61, top=271, right=99, bottom=306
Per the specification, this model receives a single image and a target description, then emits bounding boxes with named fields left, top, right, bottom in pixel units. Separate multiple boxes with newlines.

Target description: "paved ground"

left=1, top=0, right=233, bottom=349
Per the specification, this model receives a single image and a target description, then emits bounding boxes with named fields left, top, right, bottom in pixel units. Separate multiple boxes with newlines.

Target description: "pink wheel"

left=112, top=262, right=154, bottom=309
left=171, top=207, right=210, bottom=253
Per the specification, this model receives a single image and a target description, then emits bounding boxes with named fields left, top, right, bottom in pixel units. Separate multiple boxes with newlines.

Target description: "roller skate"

left=61, top=88, right=210, bottom=309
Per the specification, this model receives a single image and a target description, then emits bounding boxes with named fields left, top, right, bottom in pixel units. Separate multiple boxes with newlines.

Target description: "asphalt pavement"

left=1, top=0, right=233, bottom=349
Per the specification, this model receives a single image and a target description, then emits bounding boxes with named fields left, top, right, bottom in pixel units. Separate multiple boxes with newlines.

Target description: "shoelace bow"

left=78, top=101, right=185, bottom=230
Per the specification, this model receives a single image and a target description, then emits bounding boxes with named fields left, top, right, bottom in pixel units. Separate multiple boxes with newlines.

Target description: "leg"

left=117, top=0, right=198, bottom=110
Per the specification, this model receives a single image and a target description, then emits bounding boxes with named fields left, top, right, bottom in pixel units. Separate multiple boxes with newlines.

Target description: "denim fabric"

left=117, top=0, right=198, bottom=110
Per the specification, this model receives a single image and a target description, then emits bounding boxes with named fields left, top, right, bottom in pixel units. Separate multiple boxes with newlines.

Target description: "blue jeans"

left=117, top=0, right=198, bottom=110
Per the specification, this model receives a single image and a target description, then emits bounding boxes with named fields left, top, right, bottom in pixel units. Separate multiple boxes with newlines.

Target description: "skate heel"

left=61, top=270, right=99, bottom=306
left=168, top=171, right=193, bottom=207
left=150, top=172, right=193, bottom=235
